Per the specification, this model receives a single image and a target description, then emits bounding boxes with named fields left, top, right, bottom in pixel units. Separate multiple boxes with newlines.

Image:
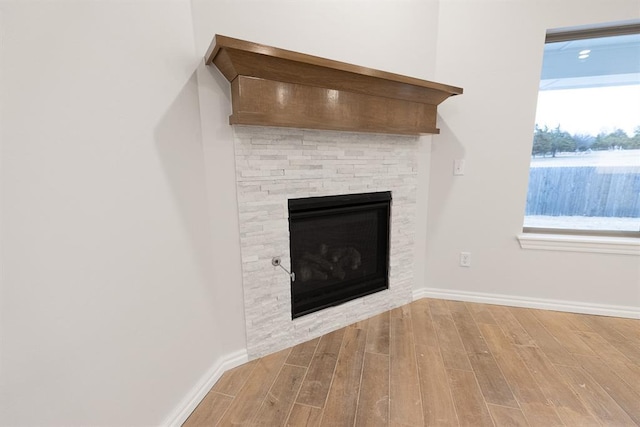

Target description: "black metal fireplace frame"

left=288, top=191, right=391, bottom=318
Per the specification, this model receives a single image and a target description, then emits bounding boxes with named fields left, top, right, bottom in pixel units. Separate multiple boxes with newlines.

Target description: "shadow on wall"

left=153, top=70, right=216, bottom=299
left=154, top=62, right=249, bottom=426
left=203, top=60, right=232, bottom=104
left=426, top=116, right=465, bottom=242
left=154, top=58, right=246, bottom=337
left=195, top=59, right=245, bottom=293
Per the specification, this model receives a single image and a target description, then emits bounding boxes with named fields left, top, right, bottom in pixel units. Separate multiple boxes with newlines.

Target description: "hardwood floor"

left=183, top=299, right=640, bottom=426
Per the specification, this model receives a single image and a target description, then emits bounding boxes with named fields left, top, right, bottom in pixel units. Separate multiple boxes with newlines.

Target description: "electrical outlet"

left=460, top=252, right=471, bottom=267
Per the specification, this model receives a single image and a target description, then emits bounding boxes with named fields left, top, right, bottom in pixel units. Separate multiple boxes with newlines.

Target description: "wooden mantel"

left=204, top=35, right=463, bottom=136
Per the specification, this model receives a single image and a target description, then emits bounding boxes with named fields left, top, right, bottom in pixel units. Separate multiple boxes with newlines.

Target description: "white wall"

left=0, top=1, right=245, bottom=425
left=426, top=0, right=640, bottom=310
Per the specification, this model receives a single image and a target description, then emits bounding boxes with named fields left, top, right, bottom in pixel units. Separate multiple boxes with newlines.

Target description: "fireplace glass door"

left=288, top=191, right=391, bottom=318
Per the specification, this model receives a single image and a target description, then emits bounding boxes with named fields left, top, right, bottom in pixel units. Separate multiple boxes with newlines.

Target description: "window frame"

left=521, top=22, right=640, bottom=245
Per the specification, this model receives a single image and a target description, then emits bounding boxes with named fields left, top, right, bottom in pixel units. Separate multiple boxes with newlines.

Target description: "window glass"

left=524, top=27, right=640, bottom=234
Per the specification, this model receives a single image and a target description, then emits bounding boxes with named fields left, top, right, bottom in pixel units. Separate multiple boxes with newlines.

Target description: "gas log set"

left=297, top=244, right=362, bottom=282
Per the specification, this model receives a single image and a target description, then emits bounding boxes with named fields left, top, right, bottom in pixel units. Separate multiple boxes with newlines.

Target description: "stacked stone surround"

left=233, top=125, right=419, bottom=358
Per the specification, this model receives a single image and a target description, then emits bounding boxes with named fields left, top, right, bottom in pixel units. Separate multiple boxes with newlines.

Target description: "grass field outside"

left=530, top=149, right=640, bottom=167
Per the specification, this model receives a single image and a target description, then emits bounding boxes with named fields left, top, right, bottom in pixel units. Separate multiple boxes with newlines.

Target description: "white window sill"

left=517, top=233, right=640, bottom=256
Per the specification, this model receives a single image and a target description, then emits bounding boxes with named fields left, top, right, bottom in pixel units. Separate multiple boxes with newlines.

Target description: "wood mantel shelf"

left=204, top=35, right=463, bottom=136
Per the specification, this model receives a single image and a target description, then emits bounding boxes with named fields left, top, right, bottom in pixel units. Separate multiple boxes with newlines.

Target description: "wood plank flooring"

left=183, top=298, right=640, bottom=426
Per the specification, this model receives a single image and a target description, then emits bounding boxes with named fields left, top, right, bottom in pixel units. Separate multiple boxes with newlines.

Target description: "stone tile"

left=233, top=126, right=419, bottom=358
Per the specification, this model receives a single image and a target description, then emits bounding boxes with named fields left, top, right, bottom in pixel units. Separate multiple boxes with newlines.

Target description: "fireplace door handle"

left=272, top=257, right=296, bottom=282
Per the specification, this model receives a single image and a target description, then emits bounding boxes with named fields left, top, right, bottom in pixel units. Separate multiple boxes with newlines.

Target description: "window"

left=523, top=23, right=640, bottom=237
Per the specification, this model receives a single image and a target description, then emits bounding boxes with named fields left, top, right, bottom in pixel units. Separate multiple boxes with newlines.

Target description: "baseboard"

left=163, top=348, right=249, bottom=427
left=413, top=287, right=640, bottom=319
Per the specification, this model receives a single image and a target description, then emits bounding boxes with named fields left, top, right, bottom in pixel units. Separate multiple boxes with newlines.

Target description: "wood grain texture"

left=573, top=354, right=640, bottom=425
left=604, top=316, right=640, bottom=341
left=509, top=306, right=577, bottom=366
left=355, top=352, right=389, bottom=427
left=488, top=305, right=536, bottom=346
left=576, top=330, right=640, bottom=395
left=319, top=328, right=367, bottom=427
left=205, top=35, right=462, bottom=136
left=365, top=310, right=390, bottom=355
left=286, top=404, right=322, bottom=427
left=230, top=77, right=440, bottom=136
left=205, top=35, right=463, bottom=100
left=478, top=323, right=563, bottom=426
left=252, top=363, right=307, bottom=426
left=182, top=391, right=232, bottom=427
left=557, top=311, right=595, bottom=332
left=464, top=301, right=498, bottom=325
left=446, top=368, right=494, bottom=427
left=430, top=310, right=473, bottom=372
left=532, top=310, right=597, bottom=356
left=449, top=303, right=518, bottom=408
left=184, top=299, right=640, bottom=426
left=415, top=344, right=458, bottom=426
left=555, top=364, right=637, bottom=426
left=210, top=359, right=257, bottom=396
left=389, top=307, right=424, bottom=426
left=295, top=328, right=345, bottom=408
left=286, top=337, right=320, bottom=368
left=216, top=348, right=291, bottom=425
left=516, top=346, right=600, bottom=426
left=410, top=298, right=438, bottom=348
left=486, top=404, right=529, bottom=426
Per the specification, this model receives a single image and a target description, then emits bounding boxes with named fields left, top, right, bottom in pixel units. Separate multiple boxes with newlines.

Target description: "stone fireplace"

left=233, top=125, right=419, bottom=358
left=205, top=35, right=461, bottom=358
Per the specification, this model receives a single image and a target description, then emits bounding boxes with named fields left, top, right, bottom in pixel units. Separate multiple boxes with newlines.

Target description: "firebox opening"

left=288, top=191, right=391, bottom=318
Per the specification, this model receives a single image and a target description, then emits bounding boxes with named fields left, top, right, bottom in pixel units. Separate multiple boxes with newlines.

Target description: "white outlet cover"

left=460, top=251, right=471, bottom=267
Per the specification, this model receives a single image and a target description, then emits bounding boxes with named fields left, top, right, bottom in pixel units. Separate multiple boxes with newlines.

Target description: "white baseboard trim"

left=413, top=287, right=640, bottom=319
left=163, top=348, right=249, bottom=427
